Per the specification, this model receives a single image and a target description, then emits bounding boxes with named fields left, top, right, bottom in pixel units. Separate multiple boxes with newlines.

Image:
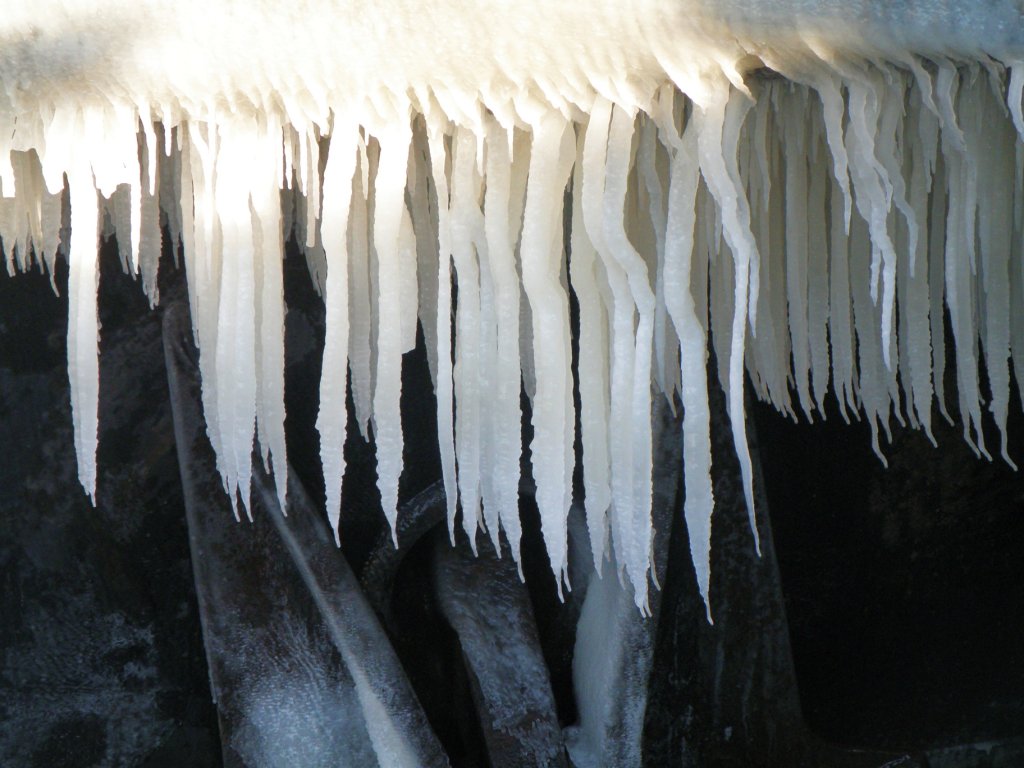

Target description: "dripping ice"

left=1, top=4, right=1023, bottom=619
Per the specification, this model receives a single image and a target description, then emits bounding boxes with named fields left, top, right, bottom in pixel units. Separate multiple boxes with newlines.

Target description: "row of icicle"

left=2, top=60, right=1023, bottom=618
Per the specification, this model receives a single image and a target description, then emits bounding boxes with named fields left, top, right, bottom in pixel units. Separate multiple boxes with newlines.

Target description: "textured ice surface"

left=433, top=530, right=567, bottom=767
left=1, top=0, right=1023, bottom=614
left=165, top=304, right=448, bottom=767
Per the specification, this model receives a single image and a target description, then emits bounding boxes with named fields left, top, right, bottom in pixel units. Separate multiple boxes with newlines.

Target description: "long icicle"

left=371, top=118, right=413, bottom=542
left=426, top=116, right=460, bottom=542
left=520, top=109, right=576, bottom=598
left=66, top=119, right=101, bottom=504
left=317, top=121, right=359, bottom=543
left=603, top=103, right=657, bottom=612
left=570, top=119, right=612, bottom=574
left=450, top=126, right=485, bottom=552
left=484, top=117, right=526, bottom=570
left=695, top=86, right=761, bottom=558
left=655, top=95, right=716, bottom=622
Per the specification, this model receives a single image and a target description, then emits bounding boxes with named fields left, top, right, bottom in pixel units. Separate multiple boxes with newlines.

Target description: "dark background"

left=0, top=227, right=1022, bottom=766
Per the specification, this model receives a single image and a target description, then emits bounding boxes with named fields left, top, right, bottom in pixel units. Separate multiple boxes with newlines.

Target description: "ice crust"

left=2, top=0, right=1024, bottom=615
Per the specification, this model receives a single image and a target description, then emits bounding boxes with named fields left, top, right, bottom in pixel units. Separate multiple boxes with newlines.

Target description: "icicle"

left=570, top=121, right=611, bottom=575
left=348, top=144, right=374, bottom=440
left=708, top=173, right=735, bottom=431
left=656, top=96, right=715, bottom=622
left=484, top=118, right=526, bottom=569
left=409, top=124, right=439, bottom=386
left=9, top=153, right=35, bottom=272
left=397, top=202, right=419, bottom=355
left=425, top=116, right=459, bottom=542
left=129, top=132, right=143, bottom=276
left=40, top=185, right=62, bottom=289
left=450, top=126, right=484, bottom=552
left=637, top=116, right=674, bottom=401
left=511, top=130, right=536, bottom=408
left=905, top=96, right=937, bottom=444
left=973, top=82, right=1016, bottom=466
left=806, top=115, right=831, bottom=414
left=844, top=70, right=899, bottom=368
left=744, top=88, right=789, bottom=414
left=213, top=117, right=259, bottom=520
left=0, top=195, right=19, bottom=275
left=762, top=111, right=796, bottom=419
left=108, top=184, right=132, bottom=273
left=780, top=85, right=813, bottom=420
left=186, top=117, right=232, bottom=502
left=139, top=126, right=161, bottom=305
left=850, top=206, right=891, bottom=463
left=939, top=72, right=989, bottom=459
left=520, top=109, right=576, bottom=598
left=67, top=151, right=101, bottom=503
left=178, top=128, right=198, bottom=338
left=695, top=86, right=761, bottom=557
left=602, top=103, right=657, bottom=611
left=252, top=116, right=289, bottom=510
left=582, top=97, right=636, bottom=586
left=829, top=152, right=856, bottom=422
left=159, top=127, right=183, bottom=267
left=0, top=111, right=15, bottom=200
left=476, top=184, right=499, bottom=556
left=815, top=73, right=853, bottom=232
left=317, top=121, right=359, bottom=543
left=878, top=73, right=918, bottom=278
left=371, top=119, right=413, bottom=542
left=304, top=128, right=322, bottom=250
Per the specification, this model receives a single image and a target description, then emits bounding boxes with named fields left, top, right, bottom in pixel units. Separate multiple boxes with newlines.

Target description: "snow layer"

left=2, top=0, right=1024, bottom=615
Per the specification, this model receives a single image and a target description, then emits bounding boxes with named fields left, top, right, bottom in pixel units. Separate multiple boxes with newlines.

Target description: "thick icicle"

left=450, top=127, right=485, bottom=551
left=656, top=98, right=715, bottom=621
left=318, top=123, right=359, bottom=543
left=780, top=85, right=813, bottom=420
left=409, top=125, right=439, bottom=386
left=252, top=116, right=289, bottom=512
left=426, top=118, right=459, bottom=541
left=637, top=116, right=675, bottom=401
left=581, top=97, right=640, bottom=589
left=483, top=118, right=526, bottom=569
left=844, top=71, right=900, bottom=369
left=66, top=146, right=101, bottom=503
left=520, top=110, right=576, bottom=597
left=570, top=122, right=611, bottom=574
left=972, top=81, right=1016, bottom=465
left=371, top=120, right=413, bottom=542
left=185, top=118, right=230, bottom=505
left=213, top=117, right=260, bottom=520
left=348, top=144, right=374, bottom=440
left=695, top=87, right=761, bottom=558
left=939, top=72, right=989, bottom=459
left=602, top=104, right=657, bottom=611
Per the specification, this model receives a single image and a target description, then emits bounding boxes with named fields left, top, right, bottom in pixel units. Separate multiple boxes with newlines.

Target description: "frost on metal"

left=1, top=0, right=1023, bottom=617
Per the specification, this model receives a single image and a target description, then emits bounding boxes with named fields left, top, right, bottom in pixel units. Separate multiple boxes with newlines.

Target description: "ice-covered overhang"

left=1, top=0, right=1023, bottom=618
left=2, top=1, right=1023, bottom=111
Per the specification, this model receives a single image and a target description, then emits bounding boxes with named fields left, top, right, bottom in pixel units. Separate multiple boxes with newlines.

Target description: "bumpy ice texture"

left=1, top=0, right=1023, bottom=615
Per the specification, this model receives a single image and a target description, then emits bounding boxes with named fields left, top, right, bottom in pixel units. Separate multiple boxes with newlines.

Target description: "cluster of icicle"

left=3, top=59, right=1024, bottom=618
